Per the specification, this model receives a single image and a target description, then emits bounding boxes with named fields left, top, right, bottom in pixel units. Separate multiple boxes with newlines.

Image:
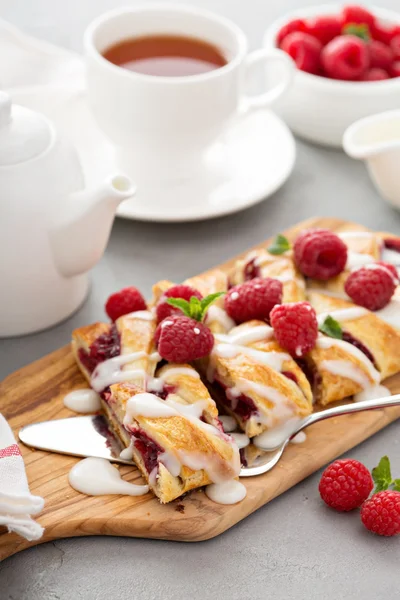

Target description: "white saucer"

left=10, top=86, right=296, bottom=223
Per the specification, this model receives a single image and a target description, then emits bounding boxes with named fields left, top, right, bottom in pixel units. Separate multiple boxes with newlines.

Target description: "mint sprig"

left=372, top=456, right=400, bottom=493
left=319, top=315, right=343, bottom=340
left=167, top=292, right=224, bottom=322
left=342, top=23, right=370, bottom=41
left=267, top=234, right=291, bottom=256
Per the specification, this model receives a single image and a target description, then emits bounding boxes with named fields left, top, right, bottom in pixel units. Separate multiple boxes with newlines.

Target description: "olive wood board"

left=1, top=217, right=399, bottom=560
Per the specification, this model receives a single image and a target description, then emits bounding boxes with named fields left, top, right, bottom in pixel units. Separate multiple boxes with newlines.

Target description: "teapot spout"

left=50, top=175, right=135, bottom=278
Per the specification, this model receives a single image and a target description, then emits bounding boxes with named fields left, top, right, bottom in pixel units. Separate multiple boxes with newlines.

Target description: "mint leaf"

left=189, top=296, right=202, bottom=321
left=319, top=316, right=343, bottom=340
left=393, top=479, right=400, bottom=492
left=200, top=292, right=225, bottom=314
left=268, top=234, right=291, bottom=256
left=166, top=298, right=191, bottom=318
left=342, top=23, right=370, bottom=40
left=372, top=456, right=392, bottom=493
left=167, top=292, right=224, bottom=322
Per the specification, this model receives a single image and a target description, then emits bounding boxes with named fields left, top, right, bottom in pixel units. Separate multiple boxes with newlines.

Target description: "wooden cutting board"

left=1, top=217, right=400, bottom=560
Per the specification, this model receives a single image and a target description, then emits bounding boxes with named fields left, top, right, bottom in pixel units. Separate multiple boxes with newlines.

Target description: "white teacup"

left=84, top=4, right=294, bottom=182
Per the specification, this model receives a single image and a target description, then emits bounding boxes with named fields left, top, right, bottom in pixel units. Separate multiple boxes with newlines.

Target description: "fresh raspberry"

left=224, top=278, right=283, bottom=324
left=154, top=315, right=214, bottom=363
left=345, top=264, right=397, bottom=311
left=391, top=34, right=400, bottom=59
left=270, top=302, right=318, bottom=357
left=276, top=18, right=308, bottom=47
left=281, top=32, right=322, bottom=74
left=293, top=228, right=348, bottom=280
left=306, top=15, right=342, bottom=45
left=360, top=68, right=389, bottom=81
left=156, top=285, right=202, bottom=323
left=374, top=261, right=398, bottom=281
left=369, top=40, right=393, bottom=70
left=105, top=287, right=147, bottom=321
left=384, top=237, right=400, bottom=253
left=361, top=490, right=400, bottom=536
left=321, top=35, right=369, bottom=80
left=371, top=22, right=397, bottom=46
left=390, top=60, right=400, bottom=77
left=341, top=5, right=376, bottom=28
left=319, top=459, right=373, bottom=512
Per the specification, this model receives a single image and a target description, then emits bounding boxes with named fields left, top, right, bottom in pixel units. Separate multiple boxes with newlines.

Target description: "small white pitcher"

left=343, top=110, right=400, bottom=211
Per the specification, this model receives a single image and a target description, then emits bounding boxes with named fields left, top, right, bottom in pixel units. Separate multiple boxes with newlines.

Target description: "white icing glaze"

left=68, top=458, right=149, bottom=496
left=375, top=297, right=400, bottom=330
left=214, top=344, right=290, bottom=372
left=339, top=231, right=374, bottom=240
left=147, top=367, right=200, bottom=394
left=158, top=367, right=200, bottom=381
left=354, top=385, right=391, bottom=403
left=123, top=310, right=154, bottom=321
left=219, top=415, right=237, bottom=433
left=205, top=305, right=235, bottom=332
left=229, top=379, right=295, bottom=427
left=253, top=417, right=302, bottom=449
left=124, top=392, right=177, bottom=422
left=314, top=289, right=351, bottom=301
left=316, top=336, right=380, bottom=383
left=63, top=389, right=101, bottom=413
left=381, top=247, right=400, bottom=266
left=205, top=480, right=247, bottom=505
left=290, top=431, right=307, bottom=444
left=216, top=325, right=274, bottom=347
left=119, top=443, right=133, bottom=461
left=320, top=359, right=372, bottom=389
left=316, top=307, right=367, bottom=326
left=346, top=251, right=376, bottom=270
left=230, top=433, right=250, bottom=449
left=91, top=351, right=160, bottom=392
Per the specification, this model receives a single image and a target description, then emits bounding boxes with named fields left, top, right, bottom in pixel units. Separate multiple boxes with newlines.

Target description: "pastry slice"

left=308, top=290, right=400, bottom=381
left=72, top=310, right=158, bottom=392
left=104, top=380, right=240, bottom=503
left=200, top=320, right=313, bottom=438
left=229, top=249, right=306, bottom=302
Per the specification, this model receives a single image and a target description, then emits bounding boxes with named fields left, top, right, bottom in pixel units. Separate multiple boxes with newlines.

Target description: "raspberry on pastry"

left=224, top=278, right=283, bottom=324
left=293, top=228, right=348, bottom=280
left=270, top=302, right=318, bottom=357
left=155, top=315, right=214, bottom=362
left=345, top=263, right=398, bottom=311
left=105, top=286, right=147, bottom=321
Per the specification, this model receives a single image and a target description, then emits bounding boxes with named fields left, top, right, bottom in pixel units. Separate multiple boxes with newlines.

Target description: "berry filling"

left=151, top=383, right=177, bottom=400
left=342, top=332, right=378, bottom=369
left=296, top=358, right=322, bottom=399
left=131, top=429, right=164, bottom=475
left=244, top=258, right=261, bottom=281
left=282, top=370, right=298, bottom=384
left=384, top=238, right=400, bottom=253
left=213, top=379, right=258, bottom=422
left=78, top=325, right=120, bottom=374
left=239, top=448, right=248, bottom=467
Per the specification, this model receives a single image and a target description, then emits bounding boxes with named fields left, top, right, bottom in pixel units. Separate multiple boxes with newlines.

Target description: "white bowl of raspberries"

left=263, top=4, right=400, bottom=147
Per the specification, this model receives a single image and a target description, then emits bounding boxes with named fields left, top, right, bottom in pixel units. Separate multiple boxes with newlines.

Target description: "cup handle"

left=240, top=48, right=294, bottom=113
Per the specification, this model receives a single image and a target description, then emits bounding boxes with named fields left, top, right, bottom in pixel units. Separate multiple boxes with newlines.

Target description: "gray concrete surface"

left=1, top=1, right=400, bottom=598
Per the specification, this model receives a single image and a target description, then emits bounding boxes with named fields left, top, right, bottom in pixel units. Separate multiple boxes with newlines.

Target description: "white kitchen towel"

left=0, top=17, right=84, bottom=90
left=0, top=414, right=44, bottom=541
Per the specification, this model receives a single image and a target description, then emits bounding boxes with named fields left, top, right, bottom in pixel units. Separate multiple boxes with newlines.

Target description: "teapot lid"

left=0, top=91, right=52, bottom=166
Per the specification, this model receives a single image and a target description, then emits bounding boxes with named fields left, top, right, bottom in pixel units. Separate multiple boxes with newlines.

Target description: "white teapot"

left=0, top=92, right=135, bottom=337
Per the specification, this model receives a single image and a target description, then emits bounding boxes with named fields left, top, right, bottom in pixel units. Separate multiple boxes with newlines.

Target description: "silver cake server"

left=18, top=393, right=400, bottom=477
